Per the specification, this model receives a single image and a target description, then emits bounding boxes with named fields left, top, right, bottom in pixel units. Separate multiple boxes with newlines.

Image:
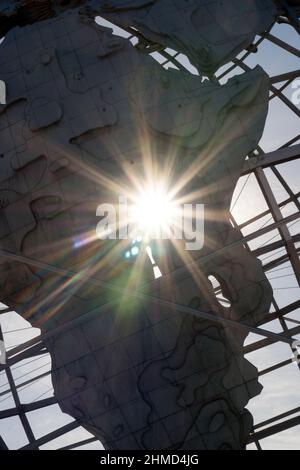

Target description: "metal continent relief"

left=0, top=2, right=275, bottom=450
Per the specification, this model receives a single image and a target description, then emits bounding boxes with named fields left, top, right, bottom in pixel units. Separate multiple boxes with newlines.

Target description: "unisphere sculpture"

left=0, top=1, right=275, bottom=450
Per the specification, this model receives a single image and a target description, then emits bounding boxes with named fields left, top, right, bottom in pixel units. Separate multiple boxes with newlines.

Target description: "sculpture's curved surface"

left=0, top=0, right=277, bottom=76
left=0, top=6, right=273, bottom=450
left=94, top=0, right=277, bottom=76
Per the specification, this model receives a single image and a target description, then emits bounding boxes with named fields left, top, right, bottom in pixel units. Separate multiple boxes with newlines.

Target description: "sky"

left=0, top=14, right=299, bottom=451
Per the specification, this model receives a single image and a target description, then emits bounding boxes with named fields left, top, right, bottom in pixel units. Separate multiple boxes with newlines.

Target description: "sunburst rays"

left=22, top=95, right=243, bottom=328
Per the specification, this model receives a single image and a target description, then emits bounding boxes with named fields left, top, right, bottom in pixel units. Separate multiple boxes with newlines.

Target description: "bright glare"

left=131, top=186, right=177, bottom=238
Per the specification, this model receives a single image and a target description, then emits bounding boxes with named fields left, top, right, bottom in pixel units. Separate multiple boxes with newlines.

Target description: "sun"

left=130, top=185, right=177, bottom=239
